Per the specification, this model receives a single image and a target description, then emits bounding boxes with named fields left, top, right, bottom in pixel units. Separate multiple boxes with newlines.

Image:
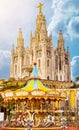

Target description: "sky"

left=0, top=0, right=79, bottom=81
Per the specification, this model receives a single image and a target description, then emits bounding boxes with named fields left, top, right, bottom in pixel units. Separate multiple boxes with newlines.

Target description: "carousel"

left=0, top=63, right=66, bottom=129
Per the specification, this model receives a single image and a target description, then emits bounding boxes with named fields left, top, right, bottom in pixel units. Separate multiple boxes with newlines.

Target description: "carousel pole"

left=55, top=99, right=59, bottom=110
left=6, top=100, right=9, bottom=122
left=41, top=99, right=43, bottom=112
left=31, top=101, right=33, bottom=112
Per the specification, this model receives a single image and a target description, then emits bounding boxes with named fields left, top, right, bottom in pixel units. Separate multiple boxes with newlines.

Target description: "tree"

left=76, top=77, right=79, bottom=82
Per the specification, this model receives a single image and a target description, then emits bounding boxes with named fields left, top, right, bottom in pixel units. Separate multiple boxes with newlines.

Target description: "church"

left=10, top=3, right=70, bottom=82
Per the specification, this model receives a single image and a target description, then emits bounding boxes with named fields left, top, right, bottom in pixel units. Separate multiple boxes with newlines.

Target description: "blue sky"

left=0, top=0, right=79, bottom=81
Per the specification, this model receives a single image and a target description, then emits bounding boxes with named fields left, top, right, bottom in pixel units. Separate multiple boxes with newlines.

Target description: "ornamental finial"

left=37, top=3, right=44, bottom=13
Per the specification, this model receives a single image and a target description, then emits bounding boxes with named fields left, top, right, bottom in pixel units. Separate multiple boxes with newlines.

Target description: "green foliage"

left=0, top=94, right=4, bottom=106
left=0, top=79, right=27, bottom=91
left=8, top=102, right=15, bottom=110
left=70, top=83, right=79, bottom=88
left=76, top=77, right=79, bottom=81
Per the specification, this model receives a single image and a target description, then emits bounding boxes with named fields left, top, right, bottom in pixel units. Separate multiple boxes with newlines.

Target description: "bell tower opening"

left=47, top=76, right=50, bottom=80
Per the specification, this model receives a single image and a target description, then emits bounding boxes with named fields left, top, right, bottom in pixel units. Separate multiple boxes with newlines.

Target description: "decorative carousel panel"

left=60, top=91, right=67, bottom=98
left=15, top=90, right=28, bottom=96
left=31, top=90, right=45, bottom=96
left=4, top=90, right=14, bottom=98
left=48, top=90, right=59, bottom=96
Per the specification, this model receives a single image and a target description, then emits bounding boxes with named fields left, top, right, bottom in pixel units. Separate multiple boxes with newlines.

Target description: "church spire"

left=35, top=3, right=47, bottom=43
left=49, top=32, right=52, bottom=40
left=12, top=43, right=14, bottom=50
left=11, top=43, right=15, bottom=55
left=17, top=28, right=24, bottom=48
left=30, top=31, right=33, bottom=47
left=58, top=30, right=63, bottom=39
left=58, top=30, right=64, bottom=51
left=18, top=28, right=23, bottom=38
left=67, top=46, right=69, bottom=52
left=30, top=31, right=32, bottom=41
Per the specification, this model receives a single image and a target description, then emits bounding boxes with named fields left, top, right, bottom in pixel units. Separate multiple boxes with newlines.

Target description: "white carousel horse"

left=25, top=112, right=36, bottom=130
left=43, top=115, right=55, bottom=127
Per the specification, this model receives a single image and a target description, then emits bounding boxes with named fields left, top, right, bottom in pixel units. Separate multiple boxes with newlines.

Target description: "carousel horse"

left=25, top=112, right=36, bottom=130
left=43, top=115, right=55, bottom=127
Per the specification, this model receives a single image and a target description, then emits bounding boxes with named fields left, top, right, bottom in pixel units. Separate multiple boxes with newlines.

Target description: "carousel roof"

left=22, top=63, right=50, bottom=92
left=1, top=64, right=67, bottom=100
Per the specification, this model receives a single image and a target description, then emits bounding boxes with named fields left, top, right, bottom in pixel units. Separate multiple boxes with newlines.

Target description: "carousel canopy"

left=22, top=63, right=50, bottom=92
left=1, top=63, right=67, bottom=100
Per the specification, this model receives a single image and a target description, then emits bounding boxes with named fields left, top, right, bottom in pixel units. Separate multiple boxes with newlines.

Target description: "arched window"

left=60, top=75, right=62, bottom=81
left=59, top=57, right=61, bottom=70
left=55, top=56, right=58, bottom=69
left=47, top=60, right=49, bottom=67
left=15, top=64, right=17, bottom=74
left=56, top=75, right=58, bottom=81
left=38, top=59, right=41, bottom=67
left=22, top=56, right=24, bottom=66
left=47, top=76, right=50, bottom=80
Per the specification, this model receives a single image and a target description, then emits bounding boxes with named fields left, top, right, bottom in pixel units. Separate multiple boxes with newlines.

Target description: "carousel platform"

left=1, top=127, right=61, bottom=130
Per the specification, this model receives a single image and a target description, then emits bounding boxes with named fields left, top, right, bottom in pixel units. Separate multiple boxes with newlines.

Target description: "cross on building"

left=37, top=3, right=44, bottom=13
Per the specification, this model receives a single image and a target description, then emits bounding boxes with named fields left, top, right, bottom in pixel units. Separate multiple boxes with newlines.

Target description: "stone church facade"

left=10, top=5, right=71, bottom=81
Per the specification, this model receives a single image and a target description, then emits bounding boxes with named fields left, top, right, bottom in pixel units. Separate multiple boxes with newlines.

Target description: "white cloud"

left=0, top=50, right=10, bottom=69
left=71, top=56, right=79, bottom=81
left=67, top=16, right=79, bottom=39
left=48, top=0, right=79, bottom=39
left=0, top=50, right=10, bottom=79
left=48, top=0, right=66, bottom=35
left=0, top=50, right=10, bottom=58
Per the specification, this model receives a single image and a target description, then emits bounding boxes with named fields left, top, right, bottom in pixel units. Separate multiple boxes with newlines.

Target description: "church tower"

left=10, top=28, right=25, bottom=79
left=54, top=30, right=71, bottom=81
left=30, top=3, right=54, bottom=79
